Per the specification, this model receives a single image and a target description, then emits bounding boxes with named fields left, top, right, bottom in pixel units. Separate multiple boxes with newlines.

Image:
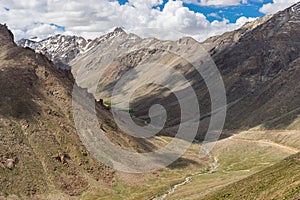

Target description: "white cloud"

left=182, top=0, right=247, bottom=7
left=207, top=13, right=221, bottom=18
left=0, top=0, right=257, bottom=41
left=259, top=0, right=298, bottom=14
left=27, top=23, right=63, bottom=37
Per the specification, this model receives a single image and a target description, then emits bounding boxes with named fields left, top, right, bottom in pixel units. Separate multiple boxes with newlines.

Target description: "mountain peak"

left=0, top=24, right=14, bottom=45
left=291, top=1, right=300, bottom=12
left=113, top=27, right=126, bottom=33
left=29, top=36, right=41, bottom=42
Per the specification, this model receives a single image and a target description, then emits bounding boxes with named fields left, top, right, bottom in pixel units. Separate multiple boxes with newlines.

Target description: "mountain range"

left=18, top=2, right=300, bottom=137
left=1, top=1, right=299, bottom=199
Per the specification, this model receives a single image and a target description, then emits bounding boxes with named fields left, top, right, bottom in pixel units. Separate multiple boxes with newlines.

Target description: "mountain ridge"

left=0, top=24, right=157, bottom=199
left=68, top=2, right=300, bottom=138
left=16, top=3, right=300, bottom=137
left=16, top=27, right=128, bottom=70
left=4, top=2, right=300, bottom=199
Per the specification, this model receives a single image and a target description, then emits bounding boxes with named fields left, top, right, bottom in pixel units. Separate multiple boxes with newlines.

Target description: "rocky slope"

left=17, top=28, right=126, bottom=70
left=204, top=2, right=300, bottom=130
left=202, top=14, right=273, bottom=54
left=67, top=2, right=300, bottom=139
left=0, top=24, right=152, bottom=199
left=17, top=3, right=300, bottom=139
left=7, top=2, right=300, bottom=199
left=17, top=35, right=90, bottom=70
left=0, top=23, right=110, bottom=199
left=71, top=31, right=216, bottom=138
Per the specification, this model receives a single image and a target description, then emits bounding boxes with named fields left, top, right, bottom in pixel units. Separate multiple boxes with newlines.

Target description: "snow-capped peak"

left=16, top=28, right=129, bottom=69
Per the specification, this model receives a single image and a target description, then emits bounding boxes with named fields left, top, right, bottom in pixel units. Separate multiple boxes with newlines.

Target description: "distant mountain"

left=7, top=2, right=300, bottom=199
left=66, top=2, right=300, bottom=139
left=17, top=28, right=126, bottom=70
left=17, top=34, right=90, bottom=69
left=17, top=3, right=300, bottom=139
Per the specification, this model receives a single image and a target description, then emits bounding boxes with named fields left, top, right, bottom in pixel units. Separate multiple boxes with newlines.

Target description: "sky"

left=0, top=0, right=299, bottom=41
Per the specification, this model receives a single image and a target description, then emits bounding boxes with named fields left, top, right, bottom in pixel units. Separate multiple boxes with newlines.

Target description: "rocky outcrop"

left=0, top=24, right=14, bottom=46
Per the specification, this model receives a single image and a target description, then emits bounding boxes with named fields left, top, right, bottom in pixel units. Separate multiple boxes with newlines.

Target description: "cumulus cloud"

left=27, top=24, right=63, bottom=37
left=259, top=0, right=298, bottom=14
left=183, top=0, right=247, bottom=7
left=207, top=13, right=221, bottom=18
left=0, top=0, right=258, bottom=41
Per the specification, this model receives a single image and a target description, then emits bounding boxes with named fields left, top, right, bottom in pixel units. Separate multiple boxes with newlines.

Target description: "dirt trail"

left=152, top=145, right=218, bottom=200
left=185, top=136, right=300, bottom=199
left=229, top=137, right=299, bottom=153
left=151, top=133, right=300, bottom=200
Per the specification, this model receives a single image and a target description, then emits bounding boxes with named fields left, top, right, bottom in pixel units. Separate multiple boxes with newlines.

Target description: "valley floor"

left=3, top=130, right=299, bottom=200
left=164, top=130, right=300, bottom=200
left=75, top=130, right=300, bottom=200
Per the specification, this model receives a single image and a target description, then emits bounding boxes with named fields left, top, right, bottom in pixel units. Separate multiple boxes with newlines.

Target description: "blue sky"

left=118, top=0, right=274, bottom=22
left=182, top=0, right=274, bottom=22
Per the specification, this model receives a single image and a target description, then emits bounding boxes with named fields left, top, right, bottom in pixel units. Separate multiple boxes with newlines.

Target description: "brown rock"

left=6, top=159, right=15, bottom=170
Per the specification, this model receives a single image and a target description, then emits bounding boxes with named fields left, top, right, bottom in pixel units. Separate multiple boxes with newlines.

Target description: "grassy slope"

left=165, top=131, right=300, bottom=200
left=79, top=136, right=212, bottom=200
left=200, top=153, right=300, bottom=200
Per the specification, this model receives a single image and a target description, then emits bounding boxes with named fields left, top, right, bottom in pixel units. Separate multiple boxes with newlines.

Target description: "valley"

left=164, top=130, right=300, bottom=199
left=1, top=1, right=300, bottom=199
left=70, top=129, right=300, bottom=200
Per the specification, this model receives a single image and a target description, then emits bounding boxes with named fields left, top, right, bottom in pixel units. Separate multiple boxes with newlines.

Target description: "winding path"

left=229, top=137, right=299, bottom=153
left=152, top=145, right=218, bottom=200
left=151, top=135, right=300, bottom=200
